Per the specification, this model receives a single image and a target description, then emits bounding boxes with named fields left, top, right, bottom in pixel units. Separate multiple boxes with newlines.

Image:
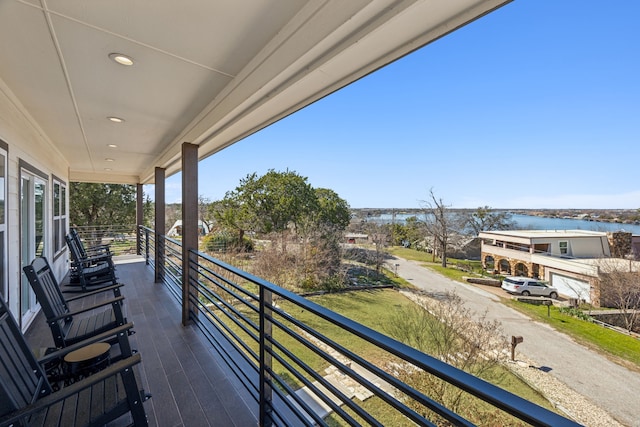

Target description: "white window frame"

left=53, top=176, right=67, bottom=257
left=559, top=241, right=568, bottom=255
left=0, top=141, right=7, bottom=301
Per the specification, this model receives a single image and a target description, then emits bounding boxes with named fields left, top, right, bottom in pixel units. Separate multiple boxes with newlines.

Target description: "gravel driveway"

left=389, top=255, right=640, bottom=427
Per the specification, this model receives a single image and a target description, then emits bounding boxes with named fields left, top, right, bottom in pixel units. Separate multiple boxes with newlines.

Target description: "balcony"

left=23, top=227, right=580, bottom=426
left=481, top=241, right=534, bottom=263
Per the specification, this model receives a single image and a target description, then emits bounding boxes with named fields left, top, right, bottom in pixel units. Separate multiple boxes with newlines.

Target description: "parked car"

left=501, top=276, right=558, bottom=299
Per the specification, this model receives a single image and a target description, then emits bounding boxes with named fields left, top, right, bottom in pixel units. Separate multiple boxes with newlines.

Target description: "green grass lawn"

left=387, top=246, right=487, bottom=282
left=504, top=300, right=640, bottom=370
left=387, top=246, right=433, bottom=262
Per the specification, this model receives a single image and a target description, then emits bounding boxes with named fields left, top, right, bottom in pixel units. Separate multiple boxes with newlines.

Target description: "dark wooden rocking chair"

left=69, top=227, right=112, bottom=258
left=22, top=257, right=130, bottom=352
left=0, top=298, right=150, bottom=427
left=65, top=234, right=120, bottom=292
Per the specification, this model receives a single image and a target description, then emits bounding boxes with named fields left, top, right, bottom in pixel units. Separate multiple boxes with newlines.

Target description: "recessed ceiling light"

left=109, top=53, right=134, bottom=66
left=104, top=168, right=112, bottom=171
left=107, top=116, right=124, bottom=123
left=105, top=158, right=115, bottom=162
left=108, top=144, right=118, bottom=148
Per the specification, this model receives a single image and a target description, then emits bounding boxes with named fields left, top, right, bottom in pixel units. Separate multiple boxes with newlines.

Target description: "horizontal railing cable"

left=137, top=226, right=582, bottom=427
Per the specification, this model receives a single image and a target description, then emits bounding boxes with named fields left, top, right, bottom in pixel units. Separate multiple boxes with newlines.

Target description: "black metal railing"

left=139, top=226, right=580, bottom=426
left=74, top=224, right=138, bottom=255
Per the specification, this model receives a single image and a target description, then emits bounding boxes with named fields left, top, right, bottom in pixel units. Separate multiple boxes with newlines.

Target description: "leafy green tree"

left=390, top=222, right=408, bottom=246
left=405, top=216, right=425, bottom=244
left=70, top=183, right=136, bottom=226
left=213, top=170, right=351, bottom=290
left=216, top=170, right=319, bottom=237
left=301, top=188, right=351, bottom=235
left=210, top=196, right=252, bottom=241
left=250, top=170, right=317, bottom=234
left=390, top=216, right=425, bottom=247
left=142, top=193, right=154, bottom=227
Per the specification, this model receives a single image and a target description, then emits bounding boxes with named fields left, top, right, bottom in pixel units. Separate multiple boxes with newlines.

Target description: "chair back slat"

left=66, top=233, right=84, bottom=263
left=23, top=257, right=71, bottom=347
left=70, top=228, right=88, bottom=258
left=0, top=301, right=51, bottom=418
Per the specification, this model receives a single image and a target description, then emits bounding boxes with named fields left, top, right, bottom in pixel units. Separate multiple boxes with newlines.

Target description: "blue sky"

left=163, top=0, right=640, bottom=210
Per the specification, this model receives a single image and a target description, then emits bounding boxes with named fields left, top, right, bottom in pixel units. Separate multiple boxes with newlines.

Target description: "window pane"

left=35, top=182, right=45, bottom=257
left=54, top=218, right=60, bottom=252
left=61, top=186, right=66, bottom=215
left=54, top=182, right=60, bottom=216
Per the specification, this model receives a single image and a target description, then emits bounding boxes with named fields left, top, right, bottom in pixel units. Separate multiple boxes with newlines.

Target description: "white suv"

left=501, top=276, right=558, bottom=299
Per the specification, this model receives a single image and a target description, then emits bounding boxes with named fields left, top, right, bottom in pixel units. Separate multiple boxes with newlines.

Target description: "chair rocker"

left=23, top=257, right=130, bottom=352
left=65, top=234, right=120, bottom=293
left=0, top=299, right=150, bottom=427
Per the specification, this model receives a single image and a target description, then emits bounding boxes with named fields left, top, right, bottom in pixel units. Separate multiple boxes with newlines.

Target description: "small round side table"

left=64, top=342, right=111, bottom=383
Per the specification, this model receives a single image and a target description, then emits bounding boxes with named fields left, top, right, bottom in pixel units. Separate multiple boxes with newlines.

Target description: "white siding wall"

left=545, top=237, right=608, bottom=258
left=0, top=80, right=70, bottom=319
left=568, top=237, right=608, bottom=258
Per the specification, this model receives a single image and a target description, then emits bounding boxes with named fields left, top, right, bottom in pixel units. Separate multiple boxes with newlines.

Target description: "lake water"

left=510, top=214, right=640, bottom=234
left=367, top=212, right=640, bottom=235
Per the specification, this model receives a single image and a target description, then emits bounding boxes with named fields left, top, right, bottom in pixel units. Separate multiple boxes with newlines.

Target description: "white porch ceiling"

left=0, top=0, right=511, bottom=184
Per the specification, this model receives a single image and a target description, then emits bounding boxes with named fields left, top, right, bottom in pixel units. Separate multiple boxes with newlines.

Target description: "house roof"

left=479, top=229, right=609, bottom=241
left=0, top=0, right=512, bottom=184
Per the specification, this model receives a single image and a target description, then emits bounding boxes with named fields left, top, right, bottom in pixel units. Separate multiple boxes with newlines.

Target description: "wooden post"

left=259, top=287, right=273, bottom=426
left=154, top=167, right=165, bottom=284
left=136, top=183, right=143, bottom=255
left=511, top=335, right=523, bottom=361
left=182, top=143, right=198, bottom=326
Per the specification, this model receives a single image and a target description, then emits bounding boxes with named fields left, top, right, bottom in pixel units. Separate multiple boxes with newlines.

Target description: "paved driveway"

left=389, top=255, right=640, bottom=427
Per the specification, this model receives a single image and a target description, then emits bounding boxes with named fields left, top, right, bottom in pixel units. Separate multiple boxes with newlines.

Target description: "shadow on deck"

left=24, top=255, right=257, bottom=427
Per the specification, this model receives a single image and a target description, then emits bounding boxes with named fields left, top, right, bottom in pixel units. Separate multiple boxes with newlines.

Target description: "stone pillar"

left=607, top=231, right=632, bottom=258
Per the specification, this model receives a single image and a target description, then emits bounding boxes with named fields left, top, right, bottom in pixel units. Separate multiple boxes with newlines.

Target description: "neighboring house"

left=479, top=229, right=637, bottom=305
left=167, top=220, right=212, bottom=237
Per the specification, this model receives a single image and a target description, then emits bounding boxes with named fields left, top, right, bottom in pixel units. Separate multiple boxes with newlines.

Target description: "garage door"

left=550, top=274, right=590, bottom=302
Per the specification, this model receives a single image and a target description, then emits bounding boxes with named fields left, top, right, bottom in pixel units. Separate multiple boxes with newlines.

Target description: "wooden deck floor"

left=24, top=256, right=257, bottom=427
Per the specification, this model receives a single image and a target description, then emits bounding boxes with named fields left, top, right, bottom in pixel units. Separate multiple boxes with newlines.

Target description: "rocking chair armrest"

left=37, top=322, right=134, bottom=365
left=84, top=243, right=111, bottom=251
left=48, top=296, right=125, bottom=322
left=0, top=354, right=142, bottom=427
left=65, top=283, right=125, bottom=302
left=78, top=252, right=113, bottom=264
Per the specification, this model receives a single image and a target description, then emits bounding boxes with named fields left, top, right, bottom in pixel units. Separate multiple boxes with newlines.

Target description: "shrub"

left=558, top=306, right=593, bottom=321
left=202, top=232, right=254, bottom=253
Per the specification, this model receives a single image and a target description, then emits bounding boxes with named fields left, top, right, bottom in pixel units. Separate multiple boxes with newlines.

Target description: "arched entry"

left=484, top=255, right=495, bottom=272
left=498, top=259, right=511, bottom=275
